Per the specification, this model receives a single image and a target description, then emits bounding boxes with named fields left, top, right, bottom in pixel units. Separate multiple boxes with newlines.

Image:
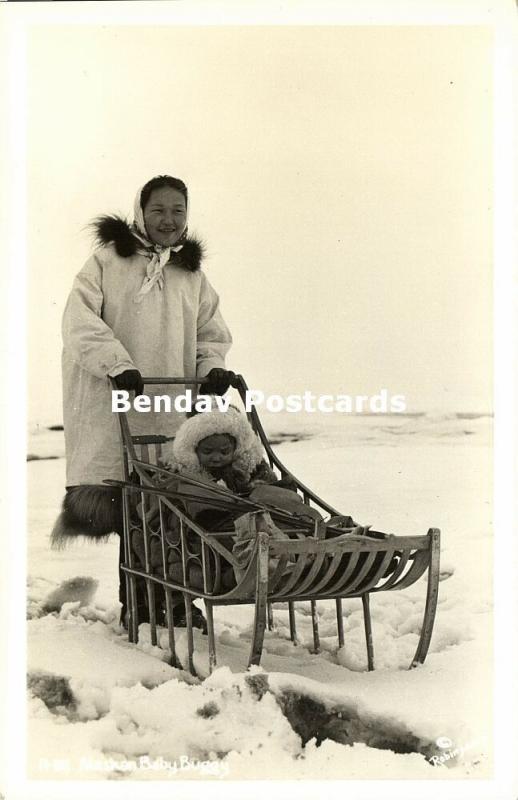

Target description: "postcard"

left=2, top=1, right=516, bottom=798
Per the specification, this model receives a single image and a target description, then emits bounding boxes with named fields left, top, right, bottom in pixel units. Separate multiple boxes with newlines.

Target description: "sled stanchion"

left=362, top=593, right=374, bottom=671
left=164, top=588, right=179, bottom=668
left=411, top=528, right=441, bottom=668
left=183, top=595, right=197, bottom=677
left=267, top=602, right=274, bottom=631
left=205, top=601, right=217, bottom=673
left=249, top=530, right=270, bottom=667
left=121, top=479, right=140, bottom=643
left=147, top=579, right=158, bottom=647
left=119, top=485, right=131, bottom=631
left=127, top=571, right=140, bottom=644
left=336, top=598, right=345, bottom=648
left=139, top=486, right=158, bottom=643
left=288, top=601, right=297, bottom=643
left=122, top=568, right=131, bottom=633
left=310, top=600, right=320, bottom=654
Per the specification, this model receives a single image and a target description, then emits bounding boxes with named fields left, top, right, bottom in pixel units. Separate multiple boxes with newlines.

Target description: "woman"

left=52, top=174, right=233, bottom=622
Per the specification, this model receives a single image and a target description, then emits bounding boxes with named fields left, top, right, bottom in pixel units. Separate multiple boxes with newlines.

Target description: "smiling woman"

left=51, top=174, right=235, bottom=621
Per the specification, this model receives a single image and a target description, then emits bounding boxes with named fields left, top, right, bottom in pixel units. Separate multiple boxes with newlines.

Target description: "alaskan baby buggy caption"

left=106, top=374, right=441, bottom=677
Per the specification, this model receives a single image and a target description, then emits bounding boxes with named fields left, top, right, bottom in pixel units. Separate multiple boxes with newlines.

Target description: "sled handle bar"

left=139, top=377, right=203, bottom=385
left=135, top=375, right=240, bottom=387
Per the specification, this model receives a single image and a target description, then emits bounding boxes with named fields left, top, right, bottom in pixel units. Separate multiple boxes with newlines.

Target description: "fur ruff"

left=90, top=215, right=204, bottom=271
left=161, top=406, right=265, bottom=481
left=50, top=485, right=123, bottom=549
left=42, top=577, right=99, bottom=613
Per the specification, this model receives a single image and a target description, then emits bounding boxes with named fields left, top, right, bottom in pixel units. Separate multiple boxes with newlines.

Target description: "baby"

left=193, top=431, right=279, bottom=492
left=161, top=403, right=291, bottom=489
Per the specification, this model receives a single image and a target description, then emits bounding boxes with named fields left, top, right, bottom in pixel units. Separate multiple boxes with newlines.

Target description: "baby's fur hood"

left=161, top=405, right=265, bottom=481
left=91, top=215, right=204, bottom=272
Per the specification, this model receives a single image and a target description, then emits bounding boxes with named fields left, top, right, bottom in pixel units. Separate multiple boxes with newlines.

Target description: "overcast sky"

left=26, top=24, right=492, bottom=422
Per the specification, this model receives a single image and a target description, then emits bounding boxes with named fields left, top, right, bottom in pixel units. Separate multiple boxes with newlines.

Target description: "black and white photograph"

left=2, top=1, right=516, bottom=797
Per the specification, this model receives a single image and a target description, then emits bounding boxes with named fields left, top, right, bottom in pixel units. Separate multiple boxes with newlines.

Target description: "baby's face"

left=196, top=434, right=236, bottom=473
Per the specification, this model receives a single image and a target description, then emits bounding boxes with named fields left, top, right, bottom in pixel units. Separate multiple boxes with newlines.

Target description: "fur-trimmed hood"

left=161, top=405, right=265, bottom=481
left=91, top=215, right=204, bottom=272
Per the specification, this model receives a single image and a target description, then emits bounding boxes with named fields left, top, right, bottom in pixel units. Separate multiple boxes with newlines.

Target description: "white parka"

left=62, top=235, right=232, bottom=485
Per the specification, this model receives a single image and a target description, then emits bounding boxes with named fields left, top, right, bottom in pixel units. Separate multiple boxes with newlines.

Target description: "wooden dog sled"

left=107, top=376, right=440, bottom=676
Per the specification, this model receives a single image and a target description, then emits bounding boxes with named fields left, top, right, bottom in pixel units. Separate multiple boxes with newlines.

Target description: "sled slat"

left=339, top=551, right=379, bottom=595
left=384, top=550, right=429, bottom=591
left=348, top=549, right=396, bottom=595
left=268, top=555, right=291, bottom=593
left=275, top=551, right=312, bottom=596
left=378, top=549, right=411, bottom=590
left=289, top=549, right=328, bottom=595
left=320, top=552, right=362, bottom=596
left=308, top=549, right=347, bottom=595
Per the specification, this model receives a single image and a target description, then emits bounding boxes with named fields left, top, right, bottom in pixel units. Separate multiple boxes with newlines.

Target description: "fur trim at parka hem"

left=90, top=215, right=204, bottom=271
left=50, top=485, right=123, bottom=549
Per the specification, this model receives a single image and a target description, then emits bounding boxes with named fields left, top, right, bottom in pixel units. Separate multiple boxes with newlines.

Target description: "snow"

left=25, top=414, right=492, bottom=783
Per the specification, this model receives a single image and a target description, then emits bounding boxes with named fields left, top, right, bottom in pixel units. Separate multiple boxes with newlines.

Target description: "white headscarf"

left=132, top=181, right=188, bottom=304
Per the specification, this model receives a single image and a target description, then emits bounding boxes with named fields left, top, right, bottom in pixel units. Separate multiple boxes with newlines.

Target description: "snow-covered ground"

left=26, top=411, right=492, bottom=782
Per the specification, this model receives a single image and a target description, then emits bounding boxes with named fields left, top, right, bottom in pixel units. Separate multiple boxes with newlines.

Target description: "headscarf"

left=132, top=180, right=189, bottom=304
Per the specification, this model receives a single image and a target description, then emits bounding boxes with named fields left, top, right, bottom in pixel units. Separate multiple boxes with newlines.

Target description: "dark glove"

left=199, top=368, right=235, bottom=396
left=113, top=369, right=144, bottom=397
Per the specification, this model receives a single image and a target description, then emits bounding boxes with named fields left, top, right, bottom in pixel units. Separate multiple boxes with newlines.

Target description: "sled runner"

left=107, top=375, right=440, bottom=676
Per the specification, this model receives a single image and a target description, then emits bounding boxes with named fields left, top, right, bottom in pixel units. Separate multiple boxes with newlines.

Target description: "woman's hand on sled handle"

left=199, top=367, right=237, bottom=395
left=112, top=369, right=145, bottom=397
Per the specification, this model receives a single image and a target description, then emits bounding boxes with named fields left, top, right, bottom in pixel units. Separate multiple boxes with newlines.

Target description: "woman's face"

left=143, top=186, right=187, bottom=247
left=196, top=434, right=236, bottom=474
